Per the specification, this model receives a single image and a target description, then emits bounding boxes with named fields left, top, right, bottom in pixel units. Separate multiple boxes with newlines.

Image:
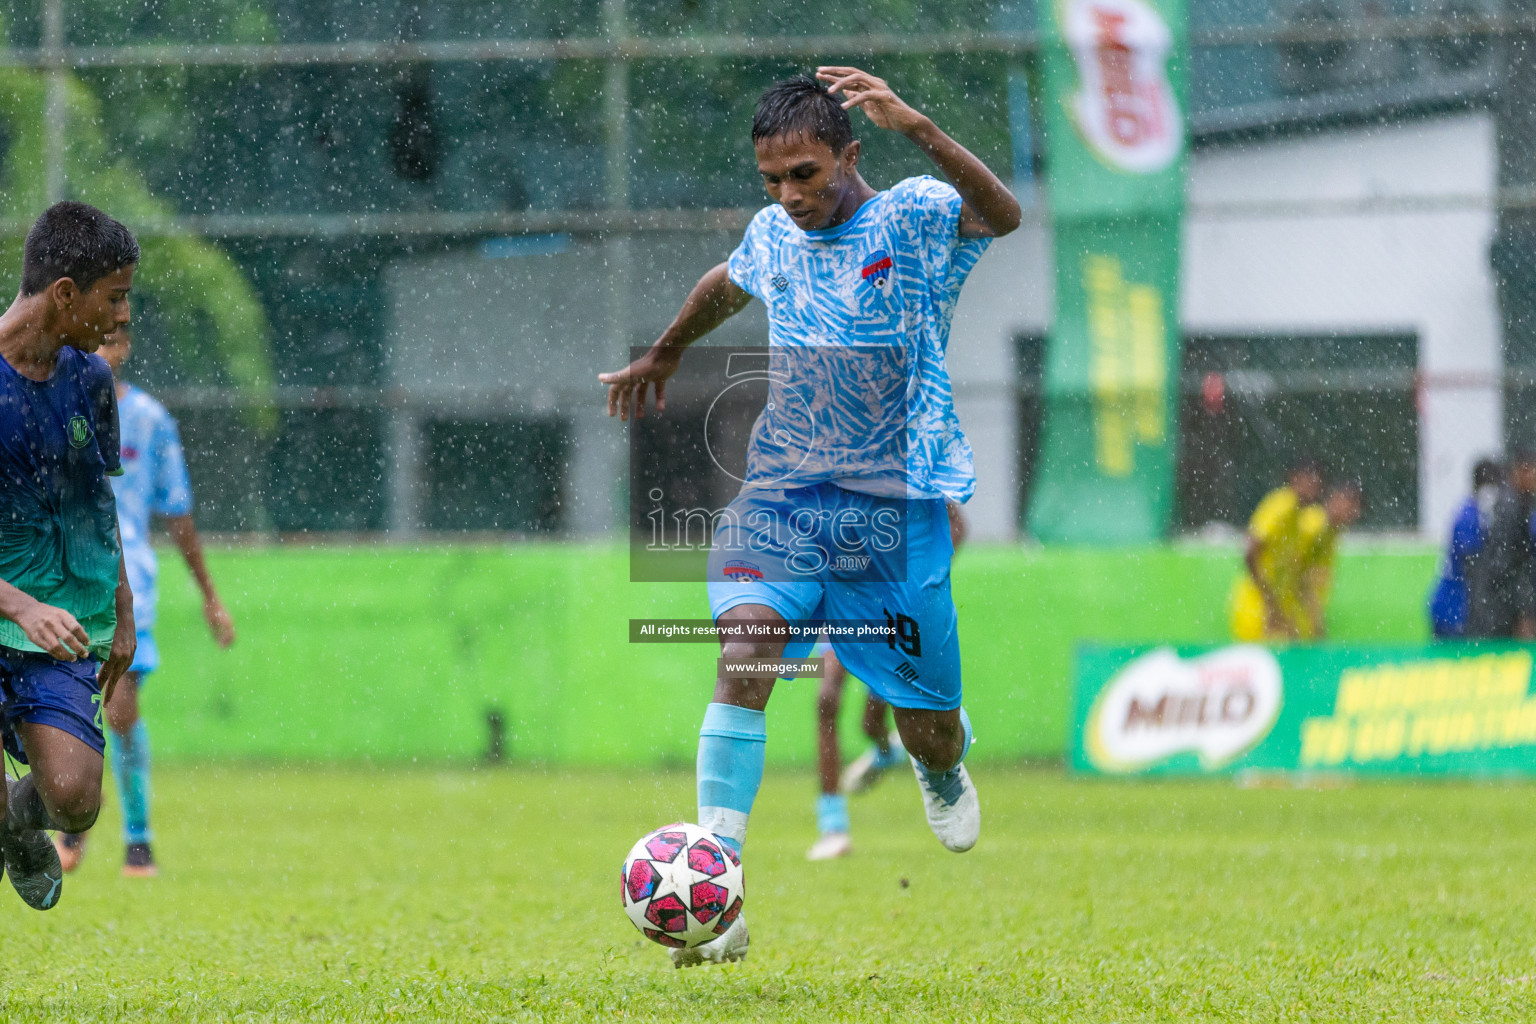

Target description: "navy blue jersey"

left=0, top=346, right=122, bottom=657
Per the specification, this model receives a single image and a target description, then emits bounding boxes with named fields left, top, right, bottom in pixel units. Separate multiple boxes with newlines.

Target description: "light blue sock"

left=873, top=736, right=905, bottom=770
left=916, top=708, right=973, bottom=808
left=696, top=703, right=766, bottom=856
left=816, top=793, right=850, bottom=836
left=111, top=720, right=152, bottom=845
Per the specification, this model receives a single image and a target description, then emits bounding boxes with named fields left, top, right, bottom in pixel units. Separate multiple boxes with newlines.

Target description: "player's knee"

left=906, top=737, right=961, bottom=773
left=53, top=805, right=99, bottom=834
left=104, top=675, right=140, bottom=734
left=713, top=641, right=780, bottom=710
left=898, top=716, right=964, bottom=772
left=720, top=639, right=782, bottom=663
left=106, top=705, right=138, bottom=736
left=48, top=785, right=101, bottom=833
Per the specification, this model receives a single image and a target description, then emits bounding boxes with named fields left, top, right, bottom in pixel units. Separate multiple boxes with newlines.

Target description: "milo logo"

left=1062, top=0, right=1183, bottom=174
left=68, top=414, right=93, bottom=449
left=1085, top=646, right=1282, bottom=772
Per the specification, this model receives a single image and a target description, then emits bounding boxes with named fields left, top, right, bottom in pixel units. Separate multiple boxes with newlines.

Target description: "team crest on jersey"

left=722, top=560, right=764, bottom=582
left=67, top=414, right=92, bottom=448
left=861, top=250, right=894, bottom=296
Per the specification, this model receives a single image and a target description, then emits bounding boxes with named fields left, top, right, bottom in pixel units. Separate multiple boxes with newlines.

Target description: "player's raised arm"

left=816, top=66, right=1021, bottom=239
left=598, top=262, right=752, bottom=421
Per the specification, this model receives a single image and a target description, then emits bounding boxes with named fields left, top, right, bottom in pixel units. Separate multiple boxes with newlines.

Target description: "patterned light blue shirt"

left=726, top=176, right=990, bottom=502
left=113, top=384, right=192, bottom=629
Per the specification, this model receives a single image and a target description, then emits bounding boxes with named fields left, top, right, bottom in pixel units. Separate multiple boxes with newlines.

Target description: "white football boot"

left=806, top=831, right=852, bottom=861
left=911, top=758, right=980, bottom=853
left=670, top=913, right=749, bottom=968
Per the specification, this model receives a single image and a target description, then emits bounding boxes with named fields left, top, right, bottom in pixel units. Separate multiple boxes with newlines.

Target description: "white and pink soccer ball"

left=621, top=822, right=745, bottom=949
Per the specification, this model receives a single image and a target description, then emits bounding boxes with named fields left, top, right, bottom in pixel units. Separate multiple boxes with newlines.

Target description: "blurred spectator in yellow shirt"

left=1294, top=480, right=1362, bottom=640
left=1231, top=460, right=1322, bottom=641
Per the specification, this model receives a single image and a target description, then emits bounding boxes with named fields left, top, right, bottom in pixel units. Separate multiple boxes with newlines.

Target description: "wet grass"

left=3, top=763, right=1535, bottom=1021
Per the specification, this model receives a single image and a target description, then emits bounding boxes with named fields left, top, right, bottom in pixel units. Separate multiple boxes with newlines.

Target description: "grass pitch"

left=3, top=764, right=1535, bottom=1022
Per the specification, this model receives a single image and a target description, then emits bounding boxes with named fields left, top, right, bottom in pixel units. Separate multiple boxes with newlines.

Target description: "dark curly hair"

left=751, top=74, right=855, bottom=153
left=22, top=201, right=140, bottom=296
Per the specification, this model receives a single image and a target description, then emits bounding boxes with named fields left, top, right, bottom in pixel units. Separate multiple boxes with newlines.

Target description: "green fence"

left=145, top=542, right=1437, bottom=764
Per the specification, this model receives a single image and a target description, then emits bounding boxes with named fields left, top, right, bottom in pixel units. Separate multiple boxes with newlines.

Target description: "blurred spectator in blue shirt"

left=1429, top=457, right=1502, bottom=639
left=1467, top=451, right=1536, bottom=640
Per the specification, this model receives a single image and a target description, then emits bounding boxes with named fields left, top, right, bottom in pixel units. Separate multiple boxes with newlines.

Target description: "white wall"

left=1184, top=112, right=1501, bottom=538
left=946, top=223, right=1051, bottom=541
left=951, top=111, right=1503, bottom=540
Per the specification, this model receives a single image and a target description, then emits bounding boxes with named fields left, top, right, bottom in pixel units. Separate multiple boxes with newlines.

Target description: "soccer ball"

left=621, top=822, right=745, bottom=949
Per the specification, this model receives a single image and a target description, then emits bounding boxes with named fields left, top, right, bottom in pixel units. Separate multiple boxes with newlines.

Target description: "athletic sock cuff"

left=700, top=702, right=767, bottom=742
left=922, top=707, right=974, bottom=779
left=816, top=794, right=850, bottom=835
left=957, top=707, right=974, bottom=767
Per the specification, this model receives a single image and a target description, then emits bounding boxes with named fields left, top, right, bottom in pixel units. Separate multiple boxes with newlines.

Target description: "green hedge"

left=145, top=542, right=1437, bottom=764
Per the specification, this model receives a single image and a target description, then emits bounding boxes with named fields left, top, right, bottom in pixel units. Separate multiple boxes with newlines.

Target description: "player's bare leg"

left=893, top=706, right=979, bottom=852
left=106, top=673, right=155, bottom=875
left=841, top=690, right=905, bottom=795
left=58, top=672, right=155, bottom=876
left=5, top=722, right=103, bottom=909
left=673, top=603, right=787, bottom=967
left=862, top=693, right=890, bottom=745
left=808, top=652, right=852, bottom=860
left=54, top=672, right=141, bottom=872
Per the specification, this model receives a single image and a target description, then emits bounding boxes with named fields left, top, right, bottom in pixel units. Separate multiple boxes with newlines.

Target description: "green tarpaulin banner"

left=1072, top=644, right=1536, bottom=776
left=1029, top=0, right=1188, bottom=543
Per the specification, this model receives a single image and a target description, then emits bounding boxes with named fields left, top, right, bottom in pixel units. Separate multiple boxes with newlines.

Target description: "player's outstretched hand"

left=205, top=596, right=236, bottom=648
left=97, top=619, right=136, bottom=704
left=14, top=600, right=90, bottom=662
left=599, top=347, right=683, bottom=422
left=816, top=67, right=929, bottom=135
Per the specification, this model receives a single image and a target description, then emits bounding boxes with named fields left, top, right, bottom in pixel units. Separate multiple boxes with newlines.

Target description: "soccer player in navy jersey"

left=601, top=69, right=1018, bottom=966
left=53, top=324, right=236, bottom=878
left=0, top=202, right=139, bottom=910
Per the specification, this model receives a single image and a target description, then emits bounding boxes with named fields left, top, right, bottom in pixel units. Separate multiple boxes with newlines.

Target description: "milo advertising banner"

left=1073, top=644, right=1536, bottom=776
left=1029, top=0, right=1188, bottom=543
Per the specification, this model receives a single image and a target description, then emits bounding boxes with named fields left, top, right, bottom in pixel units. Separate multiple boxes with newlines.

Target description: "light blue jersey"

left=113, top=384, right=192, bottom=638
left=726, top=176, right=990, bottom=502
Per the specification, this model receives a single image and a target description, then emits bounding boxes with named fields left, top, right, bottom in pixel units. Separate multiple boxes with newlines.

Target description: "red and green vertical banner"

left=1028, top=0, right=1189, bottom=544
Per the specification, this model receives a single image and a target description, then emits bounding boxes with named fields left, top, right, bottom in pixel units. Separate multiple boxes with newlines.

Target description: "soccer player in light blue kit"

left=601, top=68, right=1019, bottom=966
left=54, top=324, right=235, bottom=877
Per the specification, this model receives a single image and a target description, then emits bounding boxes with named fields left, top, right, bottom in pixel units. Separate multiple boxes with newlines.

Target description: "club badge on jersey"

left=861, top=249, right=894, bottom=297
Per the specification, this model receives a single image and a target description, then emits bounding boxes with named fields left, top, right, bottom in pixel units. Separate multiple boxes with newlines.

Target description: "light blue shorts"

left=129, top=628, right=158, bottom=677
left=706, top=483, right=961, bottom=711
